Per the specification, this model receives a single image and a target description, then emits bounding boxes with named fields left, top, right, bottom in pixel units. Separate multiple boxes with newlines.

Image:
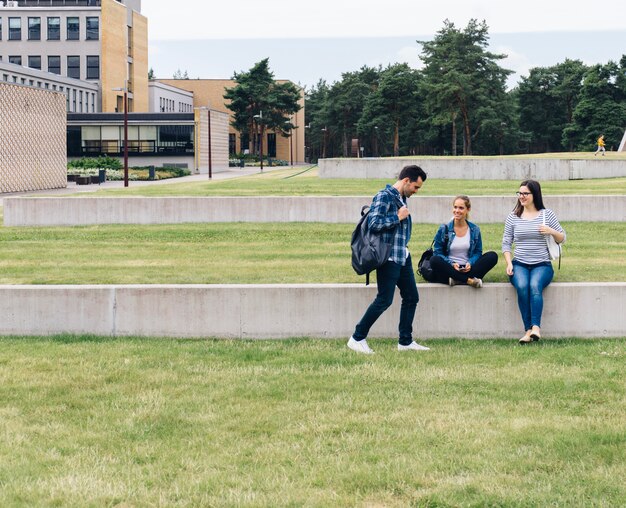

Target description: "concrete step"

left=4, top=195, right=625, bottom=226
left=0, top=283, right=623, bottom=339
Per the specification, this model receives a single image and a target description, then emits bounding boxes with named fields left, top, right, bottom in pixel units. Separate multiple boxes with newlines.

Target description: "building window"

left=79, top=91, right=83, bottom=112
left=229, top=133, right=236, bottom=155
left=86, top=17, right=99, bottom=40
left=86, top=55, right=99, bottom=79
left=8, top=55, right=22, bottom=66
left=9, top=18, right=21, bottom=40
left=28, top=55, right=41, bottom=70
left=72, top=89, right=77, bottom=112
left=0, top=17, right=3, bottom=40
left=28, top=17, right=41, bottom=40
left=67, top=17, right=79, bottom=40
left=47, top=17, right=60, bottom=40
left=67, top=55, right=80, bottom=79
left=48, top=55, right=61, bottom=74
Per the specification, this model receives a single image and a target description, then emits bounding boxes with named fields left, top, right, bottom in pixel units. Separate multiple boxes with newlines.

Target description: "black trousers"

left=430, top=251, right=498, bottom=285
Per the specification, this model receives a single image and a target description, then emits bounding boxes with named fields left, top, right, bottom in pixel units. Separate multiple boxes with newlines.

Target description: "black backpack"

left=417, top=225, right=448, bottom=282
left=351, top=205, right=394, bottom=285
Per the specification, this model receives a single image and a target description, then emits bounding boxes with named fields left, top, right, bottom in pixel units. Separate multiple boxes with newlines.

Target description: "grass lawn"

left=69, top=167, right=626, bottom=197
left=0, top=336, right=624, bottom=506
left=0, top=222, right=624, bottom=284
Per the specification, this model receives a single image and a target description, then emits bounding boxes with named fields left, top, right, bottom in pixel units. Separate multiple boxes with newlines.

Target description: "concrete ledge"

left=4, top=195, right=625, bottom=226
left=319, top=158, right=626, bottom=180
left=0, top=283, right=623, bottom=339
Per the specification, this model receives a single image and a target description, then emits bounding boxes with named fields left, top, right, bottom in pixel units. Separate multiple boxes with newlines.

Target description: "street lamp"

left=253, top=110, right=264, bottom=172
left=112, top=85, right=128, bottom=187
left=285, top=120, right=293, bottom=166
left=321, top=126, right=327, bottom=159
left=374, top=126, right=379, bottom=157
left=194, top=106, right=212, bottom=179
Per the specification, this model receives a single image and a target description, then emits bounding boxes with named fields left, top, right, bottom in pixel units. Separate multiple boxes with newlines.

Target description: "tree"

left=224, top=58, right=302, bottom=157
left=305, top=80, right=331, bottom=161
left=172, top=69, right=189, bottom=79
left=327, top=67, right=380, bottom=157
left=565, top=58, right=626, bottom=151
left=418, top=19, right=512, bottom=155
left=517, top=59, right=587, bottom=152
left=148, top=67, right=155, bottom=80
left=358, top=64, right=420, bottom=156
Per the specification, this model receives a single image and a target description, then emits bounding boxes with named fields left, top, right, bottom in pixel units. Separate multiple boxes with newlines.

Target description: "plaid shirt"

left=368, top=184, right=412, bottom=266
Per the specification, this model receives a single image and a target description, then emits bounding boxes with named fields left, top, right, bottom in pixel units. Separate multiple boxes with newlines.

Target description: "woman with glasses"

left=502, top=180, right=566, bottom=344
left=428, top=195, right=498, bottom=288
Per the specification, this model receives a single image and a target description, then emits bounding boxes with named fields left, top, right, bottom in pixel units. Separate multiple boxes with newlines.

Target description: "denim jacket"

left=433, top=220, right=483, bottom=266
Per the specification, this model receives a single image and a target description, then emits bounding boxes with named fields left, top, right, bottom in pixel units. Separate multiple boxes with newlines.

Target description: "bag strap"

left=542, top=210, right=561, bottom=270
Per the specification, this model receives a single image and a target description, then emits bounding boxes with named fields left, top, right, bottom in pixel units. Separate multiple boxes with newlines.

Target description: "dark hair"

left=514, top=179, right=545, bottom=217
left=398, top=165, right=427, bottom=182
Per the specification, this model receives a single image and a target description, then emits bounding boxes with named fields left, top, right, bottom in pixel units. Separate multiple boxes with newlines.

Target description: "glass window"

left=47, top=17, right=60, bottom=40
left=9, top=18, right=21, bottom=40
left=28, top=55, right=41, bottom=70
left=48, top=55, right=61, bottom=75
left=9, top=55, right=22, bottom=65
left=67, top=17, right=79, bottom=40
left=28, top=17, right=41, bottom=40
left=0, top=17, right=3, bottom=41
left=86, top=17, right=99, bottom=40
left=86, top=55, right=99, bottom=79
left=67, top=55, right=80, bottom=79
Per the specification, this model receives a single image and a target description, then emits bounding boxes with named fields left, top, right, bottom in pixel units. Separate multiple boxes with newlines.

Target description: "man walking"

left=347, top=165, right=429, bottom=354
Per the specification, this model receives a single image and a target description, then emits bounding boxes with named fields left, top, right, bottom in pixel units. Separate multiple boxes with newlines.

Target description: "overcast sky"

left=142, top=0, right=626, bottom=89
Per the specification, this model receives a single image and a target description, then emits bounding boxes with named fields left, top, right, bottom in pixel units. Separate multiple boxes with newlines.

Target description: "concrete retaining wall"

left=0, top=283, right=623, bottom=339
left=4, top=195, right=625, bottom=226
left=319, top=158, right=626, bottom=180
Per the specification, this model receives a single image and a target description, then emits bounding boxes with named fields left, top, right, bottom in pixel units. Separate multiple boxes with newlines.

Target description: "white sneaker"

left=347, top=336, right=375, bottom=354
left=398, top=341, right=430, bottom=351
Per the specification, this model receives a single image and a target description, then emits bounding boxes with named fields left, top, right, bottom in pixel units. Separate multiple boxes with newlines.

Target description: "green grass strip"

left=0, top=222, right=623, bottom=284
left=72, top=169, right=626, bottom=197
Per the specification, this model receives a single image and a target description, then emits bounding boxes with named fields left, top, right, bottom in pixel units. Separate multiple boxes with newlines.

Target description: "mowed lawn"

left=85, top=166, right=626, bottom=197
left=0, top=222, right=624, bottom=284
left=0, top=336, right=624, bottom=506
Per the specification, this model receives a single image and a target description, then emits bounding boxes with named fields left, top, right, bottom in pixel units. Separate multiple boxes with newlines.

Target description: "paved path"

left=0, top=166, right=293, bottom=206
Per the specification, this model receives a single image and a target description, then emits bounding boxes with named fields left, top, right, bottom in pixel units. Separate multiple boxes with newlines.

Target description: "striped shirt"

left=502, top=208, right=566, bottom=265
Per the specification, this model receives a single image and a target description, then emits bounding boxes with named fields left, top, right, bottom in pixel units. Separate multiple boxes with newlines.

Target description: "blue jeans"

left=509, top=260, right=554, bottom=331
left=353, top=255, right=419, bottom=345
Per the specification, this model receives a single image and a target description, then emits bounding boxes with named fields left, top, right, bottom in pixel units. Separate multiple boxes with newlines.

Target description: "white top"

left=448, top=232, right=470, bottom=265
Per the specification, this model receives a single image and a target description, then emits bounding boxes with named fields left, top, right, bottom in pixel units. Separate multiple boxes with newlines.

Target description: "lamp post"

left=374, top=126, right=379, bottom=157
left=254, top=110, right=264, bottom=172
left=285, top=120, right=293, bottom=166
left=321, top=126, right=327, bottom=159
left=112, top=86, right=129, bottom=187
left=304, top=123, right=310, bottom=163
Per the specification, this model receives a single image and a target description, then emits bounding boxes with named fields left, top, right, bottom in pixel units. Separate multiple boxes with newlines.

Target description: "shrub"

left=68, top=156, right=122, bottom=170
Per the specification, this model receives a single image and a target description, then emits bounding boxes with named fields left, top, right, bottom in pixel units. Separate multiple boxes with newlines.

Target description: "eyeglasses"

left=516, top=192, right=532, bottom=197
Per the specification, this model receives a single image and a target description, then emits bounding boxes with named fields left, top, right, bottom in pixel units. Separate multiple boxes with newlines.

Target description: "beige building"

left=158, top=79, right=306, bottom=164
left=0, top=81, right=66, bottom=193
left=0, top=0, right=148, bottom=112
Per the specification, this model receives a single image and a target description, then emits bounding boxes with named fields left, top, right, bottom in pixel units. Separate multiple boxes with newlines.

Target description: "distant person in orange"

left=594, top=134, right=606, bottom=156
